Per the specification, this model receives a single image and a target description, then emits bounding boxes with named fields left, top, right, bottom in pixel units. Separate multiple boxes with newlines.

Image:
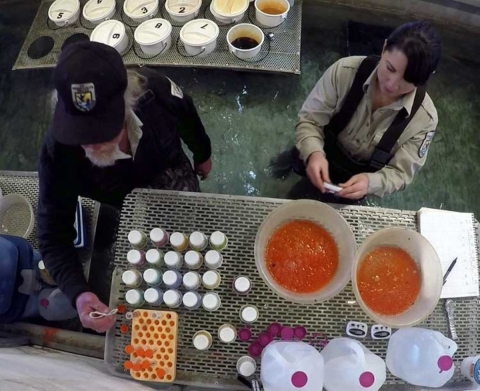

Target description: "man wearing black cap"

left=37, top=42, right=212, bottom=332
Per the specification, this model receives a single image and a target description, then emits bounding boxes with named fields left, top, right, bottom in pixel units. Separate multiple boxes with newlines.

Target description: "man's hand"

left=76, top=292, right=116, bottom=333
left=194, top=158, right=212, bottom=180
left=337, top=174, right=369, bottom=200
left=306, top=152, right=331, bottom=193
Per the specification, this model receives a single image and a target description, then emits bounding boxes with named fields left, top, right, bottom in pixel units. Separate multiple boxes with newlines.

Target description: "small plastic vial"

left=240, top=305, right=259, bottom=323
left=183, top=271, right=202, bottom=290
left=162, top=270, right=182, bottom=289
left=143, top=268, right=162, bottom=287
left=122, top=269, right=143, bottom=288
left=202, top=270, right=221, bottom=289
left=170, top=232, right=188, bottom=252
left=125, top=289, right=145, bottom=306
left=150, top=228, right=169, bottom=247
left=233, top=276, right=252, bottom=295
left=164, top=251, right=184, bottom=269
left=127, top=249, right=146, bottom=267
left=237, top=356, right=257, bottom=377
left=128, top=230, right=148, bottom=249
left=183, top=291, right=202, bottom=310
left=193, top=330, right=212, bottom=351
left=185, top=250, right=203, bottom=270
left=218, top=324, right=237, bottom=343
left=144, top=287, right=164, bottom=306
left=189, top=231, right=208, bottom=251
left=146, top=248, right=164, bottom=267
left=209, top=231, right=228, bottom=251
left=204, top=250, right=223, bottom=269
left=163, top=289, right=182, bottom=308
left=202, top=292, right=221, bottom=312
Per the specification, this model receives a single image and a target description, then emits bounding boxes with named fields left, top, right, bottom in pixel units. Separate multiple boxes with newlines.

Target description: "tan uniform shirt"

left=295, top=56, right=438, bottom=197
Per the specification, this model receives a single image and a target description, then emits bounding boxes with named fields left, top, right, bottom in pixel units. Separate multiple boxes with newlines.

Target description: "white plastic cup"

left=219, top=324, right=237, bottom=343
left=144, top=287, right=164, bottom=306
left=128, top=229, right=148, bottom=249
left=237, top=356, right=257, bottom=376
left=227, top=24, right=264, bottom=60
left=233, top=276, right=252, bottom=295
left=165, top=0, right=201, bottom=23
left=189, top=231, right=208, bottom=251
left=150, top=228, right=169, bottom=247
left=179, top=19, right=219, bottom=57
left=183, top=271, right=202, bottom=290
left=164, top=251, right=184, bottom=269
left=163, top=289, right=182, bottom=308
left=123, top=0, right=159, bottom=22
left=125, top=289, right=145, bottom=306
left=163, top=269, right=182, bottom=289
left=204, top=250, right=223, bottom=269
left=202, top=270, right=221, bottom=289
left=202, top=292, right=221, bottom=311
left=193, top=330, right=213, bottom=351
left=170, top=232, right=189, bottom=251
left=254, top=0, right=290, bottom=27
left=183, top=291, right=202, bottom=310
left=209, top=231, right=228, bottom=251
left=48, top=0, right=80, bottom=27
left=127, top=249, right=146, bottom=266
left=82, top=0, right=116, bottom=25
left=185, top=250, right=203, bottom=270
left=240, top=305, right=259, bottom=323
left=146, top=248, right=164, bottom=266
left=122, top=269, right=143, bottom=288
left=143, top=268, right=162, bottom=286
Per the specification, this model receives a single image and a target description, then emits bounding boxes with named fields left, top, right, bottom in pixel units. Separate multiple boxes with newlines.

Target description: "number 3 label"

left=141, top=6, right=148, bottom=13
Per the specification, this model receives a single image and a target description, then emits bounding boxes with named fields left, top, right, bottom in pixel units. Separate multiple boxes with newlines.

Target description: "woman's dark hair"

left=385, top=21, right=442, bottom=86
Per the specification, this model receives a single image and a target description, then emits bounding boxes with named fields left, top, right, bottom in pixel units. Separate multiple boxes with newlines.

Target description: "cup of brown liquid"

left=227, top=23, right=264, bottom=60
left=254, top=0, right=290, bottom=27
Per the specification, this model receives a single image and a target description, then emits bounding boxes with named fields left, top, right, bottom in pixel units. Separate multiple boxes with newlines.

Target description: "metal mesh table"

left=106, top=189, right=479, bottom=390
left=14, top=0, right=302, bottom=74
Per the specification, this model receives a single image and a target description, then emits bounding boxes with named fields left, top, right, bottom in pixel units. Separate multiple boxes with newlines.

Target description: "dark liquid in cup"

left=260, top=4, right=286, bottom=14
left=231, top=37, right=260, bottom=50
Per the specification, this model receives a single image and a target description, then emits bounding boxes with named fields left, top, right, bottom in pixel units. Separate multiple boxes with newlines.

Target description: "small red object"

left=117, top=304, right=126, bottom=314
left=238, top=328, right=252, bottom=342
left=124, top=361, right=133, bottom=370
left=156, top=368, right=166, bottom=378
left=294, top=326, right=307, bottom=340
left=124, top=345, right=134, bottom=354
left=135, top=348, right=145, bottom=357
left=120, top=324, right=129, bottom=334
left=267, top=322, right=282, bottom=336
left=145, top=349, right=154, bottom=358
left=281, top=327, right=294, bottom=341
left=258, top=331, right=273, bottom=347
left=141, top=360, right=151, bottom=369
left=248, top=341, right=263, bottom=358
left=132, top=363, right=142, bottom=371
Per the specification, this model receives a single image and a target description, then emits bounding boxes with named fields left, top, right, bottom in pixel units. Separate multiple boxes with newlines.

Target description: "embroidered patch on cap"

left=419, top=131, right=435, bottom=158
left=71, top=83, right=96, bottom=112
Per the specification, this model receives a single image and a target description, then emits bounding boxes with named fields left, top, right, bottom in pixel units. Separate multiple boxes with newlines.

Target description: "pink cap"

left=291, top=371, right=308, bottom=388
left=248, top=341, right=263, bottom=358
left=294, top=326, right=307, bottom=340
left=238, top=328, right=252, bottom=342
left=258, top=331, right=273, bottom=347
left=359, top=371, right=375, bottom=388
left=281, top=326, right=294, bottom=341
left=267, top=322, right=282, bottom=336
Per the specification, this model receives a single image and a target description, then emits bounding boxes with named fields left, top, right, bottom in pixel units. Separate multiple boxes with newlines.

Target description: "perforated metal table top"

left=105, top=189, right=479, bottom=390
left=14, top=0, right=302, bottom=74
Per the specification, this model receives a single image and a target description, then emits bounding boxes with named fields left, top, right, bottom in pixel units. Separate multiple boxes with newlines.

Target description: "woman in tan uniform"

left=294, top=21, right=442, bottom=201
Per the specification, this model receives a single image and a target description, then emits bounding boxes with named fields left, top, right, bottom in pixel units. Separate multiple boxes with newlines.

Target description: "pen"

left=443, top=257, right=458, bottom=285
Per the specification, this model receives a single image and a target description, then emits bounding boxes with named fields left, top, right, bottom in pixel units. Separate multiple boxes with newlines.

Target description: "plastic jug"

left=321, top=338, right=386, bottom=391
left=261, top=341, right=324, bottom=391
left=386, top=328, right=457, bottom=387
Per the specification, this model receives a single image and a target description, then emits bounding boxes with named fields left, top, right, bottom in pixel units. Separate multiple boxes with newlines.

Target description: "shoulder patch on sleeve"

left=419, top=131, right=435, bottom=158
left=166, top=77, right=183, bottom=99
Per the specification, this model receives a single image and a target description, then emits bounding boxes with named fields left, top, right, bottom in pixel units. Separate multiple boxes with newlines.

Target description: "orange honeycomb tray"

left=124, top=310, right=178, bottom=383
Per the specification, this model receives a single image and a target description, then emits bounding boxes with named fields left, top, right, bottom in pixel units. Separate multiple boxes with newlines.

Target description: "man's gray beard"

left=84, top=144, right=131, bottom=168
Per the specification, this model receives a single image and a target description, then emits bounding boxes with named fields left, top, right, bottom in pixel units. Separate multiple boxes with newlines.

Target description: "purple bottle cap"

left=248, top=341, right=264, bottom=358
left=238, top=328, right=252, bottom=342
left=267, top=322, right=282, bottom=336
left=294, top=326, right=307, bottom=340
left=291, top=371, right=308, bottom=388
left=281, top=326, right=294, bottom=341
left=258, top=331, right=273, bottom=347
left=359, top=371, right=375, bottom=388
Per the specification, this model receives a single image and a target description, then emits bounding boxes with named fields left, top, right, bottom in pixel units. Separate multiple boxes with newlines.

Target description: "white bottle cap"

left=241, top=306, right=258, bottom=323
left=144, top=288, right=162, bottom=304
left=163, top=270, right=180, bottom=286
left=165, top=251, right=181, bottom=268
left=125, top=289, right=143, bottom=305
left=170, top=232, right=186, bottom=247
left=146, top=249, right=162, bottom=264
left=122, top=270, right=140, bottom=286
left=205, top=250, right=222, bottom=268
left=128, top=230, right=144, bottom=246
left=210, top=231, right=225, bottom=247
left=190, top=231, right=206, bottom=247
left=164, top=289, right=181, bottom=306
left=150, top=228, right=166, bottom=243
left=203, top=270, right=220, bottom=287
left=193, top=333, right=211, bottom=350
left=234, top=277, right=251, bottom=293
left=127, top=249, right=143, bottom=265
left=143, top=268, right=161, bottom=284
left=202, top=292, right=220, bottom=311
left=183, top=291, right=200, bottom=308
left=185, top=250, right=201, bottom=267
left=237, top=357, right=256, bottom=377
left=183, top=271, right=201, bottom=289
left=219, top=325, right=236, bottom=343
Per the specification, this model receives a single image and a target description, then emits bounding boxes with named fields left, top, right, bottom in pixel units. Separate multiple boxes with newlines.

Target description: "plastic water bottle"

left=386, top=328, right=457, bottom=388
left=321, top=338, right=386, bottom=391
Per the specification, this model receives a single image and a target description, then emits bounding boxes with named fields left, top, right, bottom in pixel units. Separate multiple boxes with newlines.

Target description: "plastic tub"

left=165, top=0, right=201, bottom=23
left=255, top=200, right=356, bottom=304
left=123, top=0, right=159, bottom=23
left=90, top=20, right=129, bottom=53
left=352, top=228, right=443, bottom=328
left=210, top=0, right=248, bottom=23
left=82, top=0, right=116, bottom=25
left=180, top=19, right=219, bottom=57
left=227, top=24, right=264, bottom=60
left=0, top=194, right=34, bottom=238
left=134, top=18, right=172, bottom=55
left=48, top=0, right=80, bottom=27
left=254, top=0, right=289, bottom=27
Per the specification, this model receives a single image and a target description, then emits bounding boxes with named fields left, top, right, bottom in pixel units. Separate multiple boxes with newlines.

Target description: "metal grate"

left=13, top=0, right=302, bottom=74
left=0, top=171, right=100, bottom=279
left=105, top=189, right=480, bottom=390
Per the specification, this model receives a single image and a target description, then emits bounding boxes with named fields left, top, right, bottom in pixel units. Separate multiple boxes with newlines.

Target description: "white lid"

left=202, top=293, right=219, bottom=310
left=150, top=227, right=167, bottom=242
left=183, top=271, right=201, bottom=288
left=164, top=289, right=181, bottom=306
left=166, top=0, right=201, bottom=15
left=49, top=0, right=80, bottom=21
left=205, top=250, right=221, bottom=266
left=165, top=251, right=181, bottom=266
left=83, top=0, right=115, bottom=22
left=170, top=232, right=186, bottom=247
left=203, top=270, right=220, bottom=286
left=91, top=20, right=126, bottom=48
left=185, top=250, right=201, bottom=266
left=125, top=289, right=142, bottom=304
left=145, top=288, right=162, bottom=303
left=146, top=249, right=162, bottom=263
left=238, top=360, right=256, bottom=376
left=135, top=19, right=172, bottom=46
left=38, top=260, right=46, bottom=270
left=128, top=230, right=144, bottom=245
left=124, top=0, right=158, bottom=18
left=143, top=268, right=160, bottom=284
left=219, top=326, right=236, bottom=342
left=189, top=232, right=206, bottom=247
left=210, top=231, right=226, bottom=246
left=212, top=0, right=248, bottom=16
left=234, top=277, right=251, bottom=292
left=122, top=270, right=140, bottom=285
left=193, top=333, right=211, bottom=350
left=127, top=249, right=143, bottom=265
left=163, top=270, right=180, bottom=285
left=241, top=306, right=258, bottom=322
left=183, top=291, right=200, bottom=307
left=180, top=19, right=219, bottom=47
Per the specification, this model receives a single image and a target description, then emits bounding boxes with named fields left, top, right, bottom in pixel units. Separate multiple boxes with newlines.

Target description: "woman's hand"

left=306, top=152, right=331, bottom=193
left=337, top=174, right=369, bottom=200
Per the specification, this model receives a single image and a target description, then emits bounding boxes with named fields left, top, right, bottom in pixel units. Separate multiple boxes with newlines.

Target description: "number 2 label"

left=179, top=6, right=185, bottom=13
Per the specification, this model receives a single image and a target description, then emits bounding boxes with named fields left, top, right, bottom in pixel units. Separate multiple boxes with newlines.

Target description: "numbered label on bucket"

left=371, top=325, right=392, bottom=340
left=141, top=6, right=148, bottom=13
left=346, top=321, right=368, bottom=338
left=112, top=33, right=120, bottom=39
left=155, top=23, right=163, bottom=28
left=179, top=6, right=185, bottom=13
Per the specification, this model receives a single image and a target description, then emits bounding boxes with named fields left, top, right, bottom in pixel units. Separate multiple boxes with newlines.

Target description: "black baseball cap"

left=52, top=41, right=128, bottom=145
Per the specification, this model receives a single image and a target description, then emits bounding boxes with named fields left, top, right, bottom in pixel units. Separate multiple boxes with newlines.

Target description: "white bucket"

left=210, top=0, right=248, bottom=23
left=180, top=19, right=219, bottom=57
left=254, top=0, right=289, bottom=27
left=90, top=20, right=129, bottom=53
left=123, top=0, right=159, bottom=23
left=227, top=24, right=264, bottom=60
left=165, top=0, right=202, bottom=23
left=82, top=0, right=116, bottom=25
left=134, top=18, right=172, bottom=55
left=48, top=0, right=80, bottom=27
